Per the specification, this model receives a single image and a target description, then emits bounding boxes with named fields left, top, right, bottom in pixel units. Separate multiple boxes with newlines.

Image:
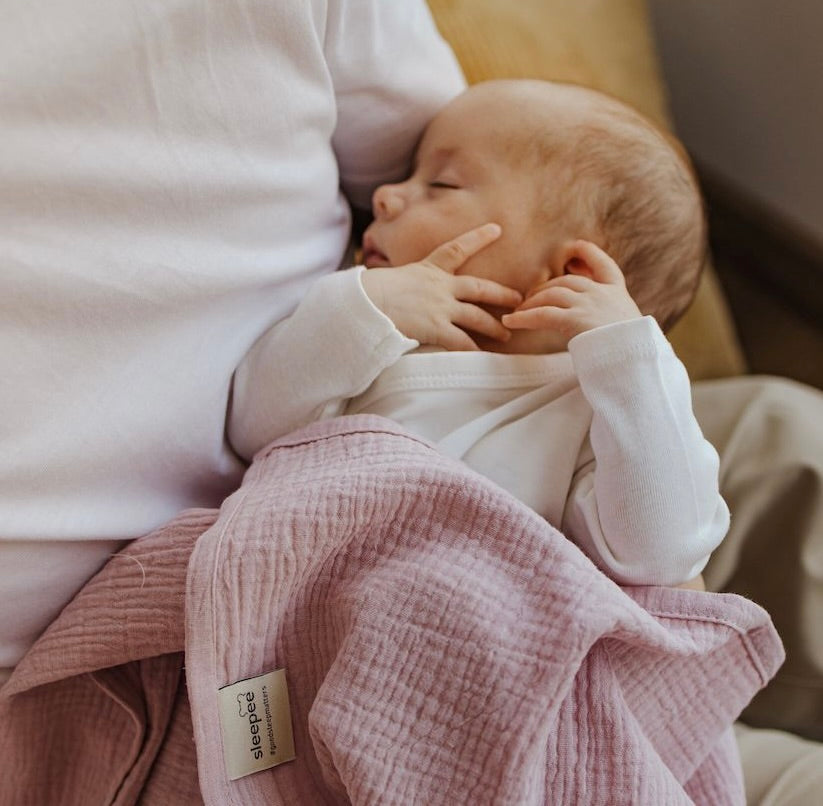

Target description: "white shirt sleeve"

left=325, top=1, right=466, bottom=209
left=562, top=316, right=730, bottom=585
left=228, top=267, right=417, bottom=461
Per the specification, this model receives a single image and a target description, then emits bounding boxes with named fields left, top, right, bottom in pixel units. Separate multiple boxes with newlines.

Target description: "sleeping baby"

left=230, top=79, right=727, bottom=588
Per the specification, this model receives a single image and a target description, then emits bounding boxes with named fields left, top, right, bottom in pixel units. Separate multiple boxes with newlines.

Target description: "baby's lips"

left=361, top=232, right=391, bottom=267
left=366, top=254, right=392, bottom=269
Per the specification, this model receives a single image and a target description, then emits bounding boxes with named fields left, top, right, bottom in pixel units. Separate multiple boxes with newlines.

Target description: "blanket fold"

left=1, top=416, right=784, bottom=805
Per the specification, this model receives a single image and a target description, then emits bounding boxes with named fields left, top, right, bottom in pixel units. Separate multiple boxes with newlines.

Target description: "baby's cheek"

left=454, top=244, right=501, bottom=280
left=405, top=226, right=448, bottom=263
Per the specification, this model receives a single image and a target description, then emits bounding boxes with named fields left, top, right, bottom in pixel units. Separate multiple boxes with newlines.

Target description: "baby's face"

left=362, top=87, right=568, bottom=300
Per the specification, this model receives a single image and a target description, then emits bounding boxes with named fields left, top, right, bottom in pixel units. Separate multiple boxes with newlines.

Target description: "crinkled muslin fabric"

left=1, top=416, right=783, bottom=805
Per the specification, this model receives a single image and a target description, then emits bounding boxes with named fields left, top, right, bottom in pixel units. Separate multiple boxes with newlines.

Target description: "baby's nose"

left=372, top=184, right=405, bottom=220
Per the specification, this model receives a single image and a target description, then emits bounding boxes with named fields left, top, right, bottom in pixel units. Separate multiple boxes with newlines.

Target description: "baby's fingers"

left=453, top=302, right=512, bottom=343
left=426, top=223, right=502, bottom=274
left=515, top=286, right=578, bottom=312
left=502, top=306, right=569, bottom=331
left=453, top=274, right=523, bottom=309
left=524, top=274, right=591, bottom=301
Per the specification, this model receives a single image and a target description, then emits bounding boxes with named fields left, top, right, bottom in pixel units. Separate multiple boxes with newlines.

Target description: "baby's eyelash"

left=428, top=181, right=459, bottom=189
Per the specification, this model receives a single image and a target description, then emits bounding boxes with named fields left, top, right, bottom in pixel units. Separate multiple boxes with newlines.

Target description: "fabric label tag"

left=217, top=668, right=296, bottom=780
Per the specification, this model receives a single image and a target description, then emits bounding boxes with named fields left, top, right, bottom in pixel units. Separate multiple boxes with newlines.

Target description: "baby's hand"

left=361, top=224, right=523, bottom=351
left=501, top=240, right=641, bottom=340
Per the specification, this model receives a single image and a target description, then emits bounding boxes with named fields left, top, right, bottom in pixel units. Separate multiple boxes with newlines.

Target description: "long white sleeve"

left=562, top=317, right=729, bottom=585
left=229, top=268, right=417, bottom=460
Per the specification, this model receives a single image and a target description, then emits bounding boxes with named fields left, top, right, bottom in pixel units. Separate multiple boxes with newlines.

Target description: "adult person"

left=0, top=0, right=464, bottom=683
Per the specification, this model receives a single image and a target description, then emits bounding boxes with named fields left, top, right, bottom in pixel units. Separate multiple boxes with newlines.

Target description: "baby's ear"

left=559, top=243, right=595, bottom=278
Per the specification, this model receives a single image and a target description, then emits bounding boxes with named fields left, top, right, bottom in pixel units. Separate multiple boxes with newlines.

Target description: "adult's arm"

left=325, top=1, right=466, bottom=210
left=561, top=316, right=730, bottom=585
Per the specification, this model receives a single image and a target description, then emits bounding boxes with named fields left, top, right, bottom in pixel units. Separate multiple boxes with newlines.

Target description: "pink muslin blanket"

left=1, top=415, right=784, bottom=804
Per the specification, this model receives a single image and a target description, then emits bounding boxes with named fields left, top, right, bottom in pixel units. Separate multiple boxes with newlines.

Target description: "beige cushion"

left=428, top=0, right=746, bottom=379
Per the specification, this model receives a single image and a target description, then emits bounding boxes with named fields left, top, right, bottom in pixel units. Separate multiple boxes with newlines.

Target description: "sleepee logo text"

left=236, top=687, right=276, bottom=760
left=218, top=668, right=296, bottom=780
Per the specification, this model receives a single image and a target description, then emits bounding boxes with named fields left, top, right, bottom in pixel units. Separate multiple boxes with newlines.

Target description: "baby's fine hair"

left=524, top=82, right=707, bottom=331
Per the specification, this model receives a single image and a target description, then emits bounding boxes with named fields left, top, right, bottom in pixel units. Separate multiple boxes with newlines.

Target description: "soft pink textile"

left=0, top=509, right=211, bottom=805
left=1, top=416, right=783, bottom=804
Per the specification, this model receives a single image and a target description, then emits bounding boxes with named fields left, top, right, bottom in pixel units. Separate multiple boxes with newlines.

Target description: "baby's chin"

left=471, top=327, right=568, bottom=356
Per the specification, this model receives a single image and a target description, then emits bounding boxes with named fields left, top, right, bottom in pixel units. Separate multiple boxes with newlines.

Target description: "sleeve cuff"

left=300, top=267, right=418, bottom=393
left=338, top=265, right=419, bottom=357
left=568, top=316, right=670, bottom=374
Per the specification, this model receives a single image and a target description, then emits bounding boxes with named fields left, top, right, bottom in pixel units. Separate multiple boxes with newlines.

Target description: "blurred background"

left=648, top=0, right=823, bottom=389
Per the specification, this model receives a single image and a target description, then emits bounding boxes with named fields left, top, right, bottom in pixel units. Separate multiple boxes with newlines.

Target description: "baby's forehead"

left=428, top=81, right=633, bottom=161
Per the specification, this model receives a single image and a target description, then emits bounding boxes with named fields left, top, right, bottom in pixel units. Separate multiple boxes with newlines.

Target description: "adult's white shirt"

left=0, top=0, right=465, bottom=675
